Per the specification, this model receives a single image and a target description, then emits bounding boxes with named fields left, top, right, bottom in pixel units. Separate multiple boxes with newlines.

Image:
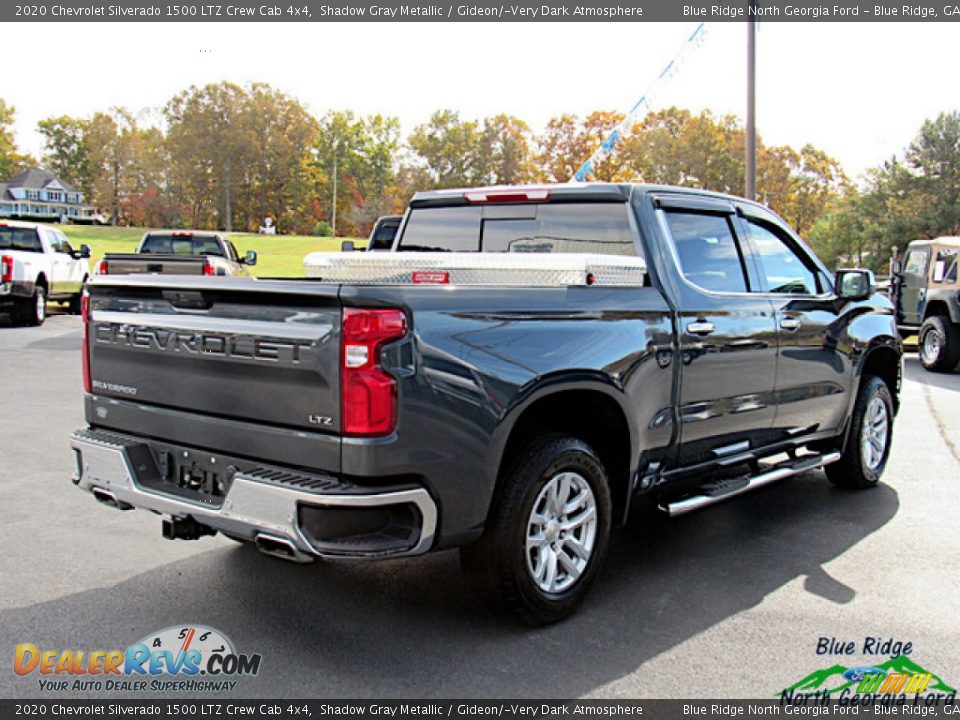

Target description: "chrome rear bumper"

left=70, top=429, right=437, bottom=561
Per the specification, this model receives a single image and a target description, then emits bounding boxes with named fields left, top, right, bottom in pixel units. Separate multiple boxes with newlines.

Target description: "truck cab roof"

left=907, top=236, right=960, bottom=249
left=409, top=182, right=771, bottom=212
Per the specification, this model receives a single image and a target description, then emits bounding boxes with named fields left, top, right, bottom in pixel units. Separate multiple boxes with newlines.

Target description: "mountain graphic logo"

left=780, top=655, right=956, bottom=696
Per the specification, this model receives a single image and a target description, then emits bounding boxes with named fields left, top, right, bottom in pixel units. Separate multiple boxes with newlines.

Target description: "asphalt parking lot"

left=1, top=313, right=958, bottom=699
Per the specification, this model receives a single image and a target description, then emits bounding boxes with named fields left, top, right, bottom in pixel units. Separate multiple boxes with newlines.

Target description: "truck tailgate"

left=103, top=254, right=208, bottom=275
left=86, top=277, right=342, bottom=466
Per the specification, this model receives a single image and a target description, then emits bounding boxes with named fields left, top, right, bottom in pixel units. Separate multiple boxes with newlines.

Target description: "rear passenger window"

left=932, top=248, right=957, bottom=284
left=744, top=219, right=820, bottom=295
left=664, top=211, right=748, bottom=293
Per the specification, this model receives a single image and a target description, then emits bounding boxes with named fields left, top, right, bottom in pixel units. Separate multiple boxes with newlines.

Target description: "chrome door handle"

left=686, top=321, right=716, bottom=335
left=780, top=318, right=802, bottom=331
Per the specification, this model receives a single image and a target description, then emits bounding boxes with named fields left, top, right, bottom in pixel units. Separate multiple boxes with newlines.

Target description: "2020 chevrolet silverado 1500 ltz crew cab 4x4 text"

left=97, top=230, right=258, bottom=276
left=70, top=184, right=901, bottom=624
left=1, top=220, right=91, bottom=325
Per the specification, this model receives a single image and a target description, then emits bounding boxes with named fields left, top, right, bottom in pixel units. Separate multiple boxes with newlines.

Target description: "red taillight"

left=464, top=188, right=551, bottom=204
left=95, top=259, right=108, bottom=275
left=1, top=255, right=12, bottom=283
left=81, top=292, right=91, bottom=393
left=202, top=261, right=216, bottom=276
left=341, top=308, right=407, bottom=437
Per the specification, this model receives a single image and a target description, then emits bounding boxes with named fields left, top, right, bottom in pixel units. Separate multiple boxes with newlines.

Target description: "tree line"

left=808, top=111, right=960, bottom=271
left=0, top=84, right=957, bottom=270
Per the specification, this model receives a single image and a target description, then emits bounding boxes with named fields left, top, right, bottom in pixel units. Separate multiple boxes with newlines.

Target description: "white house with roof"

left=0, top=168, right=98, bottom=223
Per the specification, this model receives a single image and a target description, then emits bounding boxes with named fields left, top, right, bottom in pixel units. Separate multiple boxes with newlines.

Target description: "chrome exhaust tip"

left=254, top=533, right=314, bottom=564
left=92, top=487, right=133, bottom=511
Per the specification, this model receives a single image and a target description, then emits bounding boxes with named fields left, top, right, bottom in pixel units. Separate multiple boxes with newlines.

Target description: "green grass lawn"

left=61, top=225, right=365, bottom=277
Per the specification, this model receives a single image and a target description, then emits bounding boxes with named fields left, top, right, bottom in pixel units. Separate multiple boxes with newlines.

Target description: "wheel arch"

left=857, top=342, right=901, bottom=412
left=922, top=295, right=960, bottom=324
left=486, top=375, right=637, bottom=527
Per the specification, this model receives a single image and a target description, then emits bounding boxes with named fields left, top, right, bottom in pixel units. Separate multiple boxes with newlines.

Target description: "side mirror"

left=79, top=244, right=91, bottom=259
left=835, top=269, right=876, bottom=301
left=341, top=240, right=356, bottom=252
left=244, top=250, right=258, bottom=266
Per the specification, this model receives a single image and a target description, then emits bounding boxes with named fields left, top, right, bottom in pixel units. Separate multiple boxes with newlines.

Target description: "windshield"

left=140, top=234, right=224, bottom=257
left=368, top=220, right=400, bottom=251
left=0, top=227, right=42, bottom=253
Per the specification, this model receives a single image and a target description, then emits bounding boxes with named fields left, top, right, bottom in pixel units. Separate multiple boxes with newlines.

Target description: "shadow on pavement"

left=904, top=354, right=960, bottom=388
left=0, top=471, right=898, bottom=698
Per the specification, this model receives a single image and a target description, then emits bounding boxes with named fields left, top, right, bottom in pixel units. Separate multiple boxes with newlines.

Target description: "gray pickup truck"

left=98, top=230, right=257, bottom=276
left=71, top=184, right=901, bottom=624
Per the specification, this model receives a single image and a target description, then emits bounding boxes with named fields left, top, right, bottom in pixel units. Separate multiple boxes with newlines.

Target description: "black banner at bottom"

left=1, top=699, right=959, bottom=720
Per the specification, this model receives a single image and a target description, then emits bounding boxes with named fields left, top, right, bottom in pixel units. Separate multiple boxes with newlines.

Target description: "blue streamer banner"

left=572, top=22, right=710, bottom=182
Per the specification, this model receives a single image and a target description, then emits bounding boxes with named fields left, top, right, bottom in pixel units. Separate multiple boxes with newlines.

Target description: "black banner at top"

left=5, top=0, right=960, bottom=22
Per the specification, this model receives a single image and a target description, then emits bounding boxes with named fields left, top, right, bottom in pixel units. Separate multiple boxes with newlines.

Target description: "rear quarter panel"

left=340, top=284, right=675, bottom=544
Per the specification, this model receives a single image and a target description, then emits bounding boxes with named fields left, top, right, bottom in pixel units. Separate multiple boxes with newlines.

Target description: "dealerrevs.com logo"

left=13, top=625, right=262, bottom=693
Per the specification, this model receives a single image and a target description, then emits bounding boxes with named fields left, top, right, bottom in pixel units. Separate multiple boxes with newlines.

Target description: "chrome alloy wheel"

left=860, top=396, right=889, bottom=472
left=921, top=327, right=943, bottom=364
left=526, top=471, right=598, bottom=594
left=35, top=290, right=46, bottom=323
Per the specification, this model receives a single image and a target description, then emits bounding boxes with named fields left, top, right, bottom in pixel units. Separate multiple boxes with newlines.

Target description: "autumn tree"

left=338, top=114, right=400, bottom=234
left=809, top=111, right=960, bottom=271
left=477, top=114, right=535, bottom=184
left=242, top=83, right=319, bottom=233
left=165, top=82, right=254, bottom=230
left=37, top=115, right=92, bottom=193
left=0, top=100, right=34, bottom=179
left=85, top=110, right=151, bottom=225
left=536, top=111, right=629, bottom=183
left=408, top=110, right=483, bottom=188
left=313, top=110, right=368, bottom=237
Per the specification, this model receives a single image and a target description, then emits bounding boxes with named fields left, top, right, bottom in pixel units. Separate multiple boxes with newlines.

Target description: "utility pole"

left=331, top=138, right=339, bottom=239
left=745, top=6, right=757, bottom=201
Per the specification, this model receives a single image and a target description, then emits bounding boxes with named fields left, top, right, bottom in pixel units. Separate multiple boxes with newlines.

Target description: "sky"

left=4, top=21, right=958, bottom=182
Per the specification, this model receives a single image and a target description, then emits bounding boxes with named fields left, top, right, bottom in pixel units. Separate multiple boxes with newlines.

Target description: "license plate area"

left=124, top=441, right=233, bottom=508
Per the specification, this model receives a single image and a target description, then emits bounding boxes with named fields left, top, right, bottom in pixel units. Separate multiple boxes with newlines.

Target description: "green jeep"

left=892, top=237, right=960, bottom=372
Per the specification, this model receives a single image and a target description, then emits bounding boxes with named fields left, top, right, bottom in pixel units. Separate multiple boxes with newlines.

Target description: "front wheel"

left=461, top=436, right=612, bottom=625
left=918, top=316, right=960, bottom=372
left=826, top=375, right=894, bottom=489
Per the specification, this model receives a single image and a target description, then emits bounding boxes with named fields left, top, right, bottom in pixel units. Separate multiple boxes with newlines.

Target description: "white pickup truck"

left=0, top=220, right=91, bottom=326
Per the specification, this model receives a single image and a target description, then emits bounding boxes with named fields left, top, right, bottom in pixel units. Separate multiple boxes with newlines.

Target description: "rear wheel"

left=918, top=315, right=960, bottom=372
left=14, top=285, right=46, bottom=326
left=461, top=436, right=612, bottom=625
left=826, top=375, right=894, bottom=489
left=68, top=278, right=88, bottom=315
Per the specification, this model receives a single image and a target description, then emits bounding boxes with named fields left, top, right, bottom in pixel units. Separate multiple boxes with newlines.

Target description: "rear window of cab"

left=0, top=227, right=42, bottom=253
left=398, top=203, right=640, bottom=258
left=141, top=234, right=225, bottom=257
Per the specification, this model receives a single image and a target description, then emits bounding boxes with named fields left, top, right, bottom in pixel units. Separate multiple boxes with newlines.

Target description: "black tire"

left=918, top=315, right=960, bottom=372
left=13, top=285, right=46, bottom=327
left=826, top=375, right=894, bottom=489
left=461, top=436, right=612, bottom=626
